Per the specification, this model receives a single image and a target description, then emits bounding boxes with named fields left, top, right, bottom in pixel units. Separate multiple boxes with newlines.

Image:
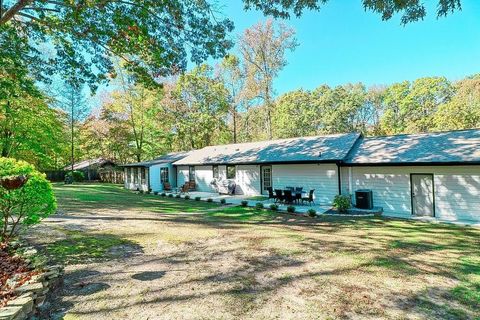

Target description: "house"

left=173, top=133, right=361, bottom=205
left=341, top=129, right=480, bottom=222
left=63, top=158, right=116, bottom=181
left=122, top=152, right=191, bottom=192
left=122, top=128, right=480, bottom=223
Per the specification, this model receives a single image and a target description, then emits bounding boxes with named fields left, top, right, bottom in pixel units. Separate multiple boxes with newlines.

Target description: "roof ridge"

left=363, top=128, right=480, bottom=140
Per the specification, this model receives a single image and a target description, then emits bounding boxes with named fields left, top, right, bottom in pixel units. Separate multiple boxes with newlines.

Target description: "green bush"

left=161, top=192, right=166, bottom=197
left=0, top=158, right=56, bottom=242
left=240, top=200, right=248, bottom=207
left=220, top=198, right=226, bottom=205
left=307, top=209, right=317, bottom=217
left=269, top=204, right=278, bottom=211
left=65, top=170, right=85, bottom=182
left=333, top=194, right=351, bottom=213
left=195, top=196, right=201, bottom=201
left=168, top=194, right=173, bottom=198
left=153, top=191, right=158, bottom=195
left=287, top=205, right=296, bottom=213
left=175, top=194, right=181, bottom=198
left=255, top=202, right=264, bottom=210
left=207, top=198, right=213, bottom=202
left=139, top=190, right=144, bottom=194
left=184, top=195, right=190, bottom=200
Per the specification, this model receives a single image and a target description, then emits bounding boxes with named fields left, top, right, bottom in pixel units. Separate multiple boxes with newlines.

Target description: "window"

left=189, top=166, right=195, bottom=182
left=212, top=165, right=219, bottom=179
left=134, top=168, right=139, bottom=184
left=125, top=168, right=130, bottom=183
left=227, top=165, right=236, bottom=179
left=141, top=167, right=146, bottom=181
left=160, top=167, right=169, bottom=184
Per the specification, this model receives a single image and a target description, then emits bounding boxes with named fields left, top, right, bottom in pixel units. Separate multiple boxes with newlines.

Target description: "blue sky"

left=217, top=0, right=480, bottom=94
left=92, top=1, right=480, bottom=106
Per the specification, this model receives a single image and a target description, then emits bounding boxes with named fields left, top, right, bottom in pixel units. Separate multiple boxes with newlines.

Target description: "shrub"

left=184, top=195, right=190, bottom=200
left=220, top=198, right=226, bottom=205
left=240, top=200, right=248, bottom=207
left=333, top=194, right=351, bottom=213
left=139, top=190, right=144, bottom=194
left=207, top=198, right=213, bottom=202
left=255, top=202, right=264, bottom=210
left=168, top=194, right=173, bottom=198
left=175, top=194, right=181, bottom=198
left=269, top=204, right=278, bottom=211
left=146, top=191, right=151, bottom=195
left=0, top=158, right=56, bottom=243
left=287, top=205, right=296, bottom=213
left=161, top=192, right=166, bottom=197
left=65, top=170, right=85, bottom=182
left=307, top=209, right=317, bottom=217
left=195, top=196, right=201, bottom=201
left=153, top=191, right=158, bottom=195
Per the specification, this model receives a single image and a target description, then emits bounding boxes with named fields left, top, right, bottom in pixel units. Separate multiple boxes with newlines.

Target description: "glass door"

left=261, top=166, right=272, bottom=195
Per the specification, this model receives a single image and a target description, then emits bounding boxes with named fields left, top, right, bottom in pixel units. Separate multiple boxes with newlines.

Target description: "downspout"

left=336, top=161, right=342, bottom=195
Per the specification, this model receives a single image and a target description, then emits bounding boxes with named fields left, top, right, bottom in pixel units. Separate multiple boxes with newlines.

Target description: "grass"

left=31, top=183, right=480, bottom=319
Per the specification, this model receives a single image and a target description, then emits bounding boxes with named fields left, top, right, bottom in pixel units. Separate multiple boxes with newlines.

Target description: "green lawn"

left=30, top=183, right=480, bottom=319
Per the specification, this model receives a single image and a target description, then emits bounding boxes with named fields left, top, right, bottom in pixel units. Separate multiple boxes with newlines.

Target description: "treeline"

left=2, top=20, right=479, bottom=170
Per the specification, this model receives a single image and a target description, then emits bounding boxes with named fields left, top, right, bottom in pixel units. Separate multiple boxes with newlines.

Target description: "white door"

left=411, top=174, right=435, bottom=217
left=261, top=166, right=272, bottom=195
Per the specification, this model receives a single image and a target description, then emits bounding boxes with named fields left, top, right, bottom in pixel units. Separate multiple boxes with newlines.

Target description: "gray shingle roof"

left=173, top=133, right=361, bottom=165
left=64, top=158, right=115, bottom=170
left=345, top=129, right=480, bottom=164
left=122, top=151, right=192, bottom=167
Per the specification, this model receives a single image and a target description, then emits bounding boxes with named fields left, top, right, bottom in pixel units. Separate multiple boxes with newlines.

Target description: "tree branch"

left=0, top=0, right=33, bottom=24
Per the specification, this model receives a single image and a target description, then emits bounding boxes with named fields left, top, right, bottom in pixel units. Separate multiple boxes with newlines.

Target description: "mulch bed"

left=0, top=243, right=38, bottom=307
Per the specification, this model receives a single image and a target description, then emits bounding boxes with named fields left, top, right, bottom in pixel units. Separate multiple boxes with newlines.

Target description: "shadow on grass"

left=45, top=229, right=142, bottom=265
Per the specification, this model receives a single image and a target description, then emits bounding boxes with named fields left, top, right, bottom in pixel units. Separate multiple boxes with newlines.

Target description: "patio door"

left=261, top=165, right=272, bottom=195
left=411, top=174, right=435, bottom=217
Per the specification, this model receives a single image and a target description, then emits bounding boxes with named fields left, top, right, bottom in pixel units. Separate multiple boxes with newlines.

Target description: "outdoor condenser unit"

left=355, top=189, right=373, bottom=210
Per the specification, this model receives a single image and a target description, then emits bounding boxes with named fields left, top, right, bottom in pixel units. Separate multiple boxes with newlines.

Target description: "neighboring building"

left=63, top=158, right=116, bottom=181
left=122, top=152, right=191, bottom=192
left=341, top=129, right=480, bottom=222
left=122, top=128, right=480, bottom=222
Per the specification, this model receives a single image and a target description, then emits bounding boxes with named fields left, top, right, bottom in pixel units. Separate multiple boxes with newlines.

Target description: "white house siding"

left=342, top=165, right=480, bottom=222
left=177, top=166, right=189, bottom=187
left=124, top=167, right=149, bottom=192
left=194, top=165, right=216, bottom=192
left=272, top=164, right=339, bottom=205
left=235, top=165, right=261, bottom=195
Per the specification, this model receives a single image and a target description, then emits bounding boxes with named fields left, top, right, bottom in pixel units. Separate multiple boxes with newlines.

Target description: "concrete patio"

left=167, top=191, right=332, bottom=214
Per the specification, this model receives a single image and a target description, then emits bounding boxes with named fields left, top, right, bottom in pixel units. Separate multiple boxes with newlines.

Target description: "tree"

left=55, top=81, right=88, bottom=177
left=243, top=0, right=461, bottom=24
left=434, top=75, right=480, bottom=130
left=0, top=0, right=234, bottom=89
left=216, top=55, right=247, bottom=143
left=239, top=19, right=298, bottom=139
left=0, top=25, right=66, bottom=170
left=166, top=64, right=230, bottom=150
left=0, top=158, right=56, bottom=243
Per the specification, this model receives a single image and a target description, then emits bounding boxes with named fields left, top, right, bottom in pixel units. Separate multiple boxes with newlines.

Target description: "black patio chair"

left=294, top=192, right=302, bottom=205
left=285, top=186, right=294, bottom=191
left=295, top=187, right=303, bottom=193
left=274, top=189, right=284, bottom=203
left=267, top=187, right=276, bottom=201
left=302, top=189, right=315, bottom=206
left=283, top=189, right=294, bottom=205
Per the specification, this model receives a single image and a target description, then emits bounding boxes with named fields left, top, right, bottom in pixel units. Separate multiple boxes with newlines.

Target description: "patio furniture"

left=283, top=189, right=294, bottom=204
left=274, top=189, right=284, bottom=203
left=295, top=187, right=303, bottom=193
left=285, top=186, right=294, bottom=191
left=163, top=182, right=172, bottom=191
left=294, top=192, right=302, bottom=204
left=180, top=183, right=190, bottom=194
left=267, top=187, right=276, bottom=201
left=302, top=189, right=315, bottom=206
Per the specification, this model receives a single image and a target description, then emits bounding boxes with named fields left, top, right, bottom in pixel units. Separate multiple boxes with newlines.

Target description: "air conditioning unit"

left=355, top=189, right=373, bottom=210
